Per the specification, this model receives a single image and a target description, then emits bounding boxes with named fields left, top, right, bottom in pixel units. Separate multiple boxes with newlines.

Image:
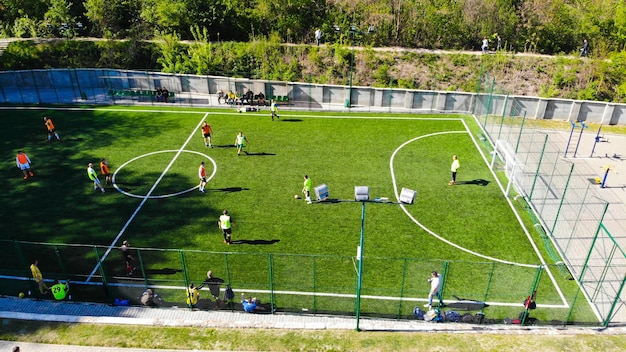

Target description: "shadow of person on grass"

left=209, top=187, right=250, bottom=193
left=455, top=179, right=490, bottom=186
left=231, top=239, right=280, bottom=245
left=244, top=151, right=276, bottom=156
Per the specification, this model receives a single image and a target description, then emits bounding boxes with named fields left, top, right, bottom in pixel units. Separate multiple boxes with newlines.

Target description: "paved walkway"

left=1, top=296, right=626, bottom=351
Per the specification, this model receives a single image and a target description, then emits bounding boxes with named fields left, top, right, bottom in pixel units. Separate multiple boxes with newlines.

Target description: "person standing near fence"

left=425, top=271, right=443, bottom=309
left=186, top=283, right=199, bottom=308
left=16, top=150, right=34, bottom=180
left=87, top=162, right=105, bottom=193
left=198, top=270, right=225, bottom=304
left=481, top=37, right=488, bottom=53
left=43, top=116, right=61, bottom=142
left=120, top=240, right=136, bottom=276
left=449, top=155, right=460, bottom=185
left=218, top=209, right=234, bottom=245
left=51, top=279, right=70, bottom=300
left=30, top=260, right=49, bottom=295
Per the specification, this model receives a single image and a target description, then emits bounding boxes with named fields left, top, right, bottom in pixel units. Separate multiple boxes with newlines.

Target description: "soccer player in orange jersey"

left=201, top=121, right=213, bottom=148
left=198, top=161, right=207, bottom=193
left=16, top=150, right=34, bottom=179
left=100, top=158, right=112, bottom=185
left=43, top=116, right=61, bottom=142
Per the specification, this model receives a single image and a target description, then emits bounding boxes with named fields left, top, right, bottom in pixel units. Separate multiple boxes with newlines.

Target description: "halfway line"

left=86, top=112, right=209, bottom=282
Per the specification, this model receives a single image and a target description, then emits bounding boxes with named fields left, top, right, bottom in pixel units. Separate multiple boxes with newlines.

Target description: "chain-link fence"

left=2, top=240, right=566, bottom=324
left=475, top=71, right=626, bottom=327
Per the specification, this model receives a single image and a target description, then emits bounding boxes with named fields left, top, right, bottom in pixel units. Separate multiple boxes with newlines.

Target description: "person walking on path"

left=481, top=37, right=489, bottom=53
left=449, top=155, right=460, bottom=185
left=302, top=175, right=312, bottom=204
left=234, top=131, right=248, bottom=156
left=315, top=28, right=322, bottom=46
left=580, top=39, right=589, bottom=57
left=16, top=150, right=34, bottom=180
left=424, top=271, right=443, bottom=309
left=30, top=260, right=49, bottom=295
left=51, top=279, right=70, bottom=300
left=43, top=116, right=61, bottom=142
left=100, top=158, right=112, bottom=186
left=201, top=121, right=213, bottom=148
left=270, top=100, right=280, bottom=121
left=218, top=210, right=234, bottom=245
left=120, top=240, right=136, bottom=276
left=186, top=283, right=200, bottom=308
left=198, top=270, right=225, bottom=304
left=87, top=162, right=105, bottom=192
left=198, top=161, right=207, bottom=193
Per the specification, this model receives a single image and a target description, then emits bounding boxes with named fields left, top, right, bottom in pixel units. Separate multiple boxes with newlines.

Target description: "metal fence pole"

left=528, top=134, right=549, bottom=200
left=268, top=253, right=275, bottom=313
left=179, top=250, right=192, bottom=309
left=92, top=246, right=109, bottom=298
left=482, top=262, right=496, bottom=312
left=397, top=258, right=408, bottom=318
left=521, top=265, right=543, bottom=325
left=550, top=163, right=575, bottom=234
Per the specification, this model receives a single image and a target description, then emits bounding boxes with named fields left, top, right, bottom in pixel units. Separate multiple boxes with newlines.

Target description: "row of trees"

left=2, top=0, right=626, bottom=56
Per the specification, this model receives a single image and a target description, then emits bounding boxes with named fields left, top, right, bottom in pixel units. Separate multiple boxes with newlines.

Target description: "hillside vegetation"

left=3, top=37, right=626, bottom=103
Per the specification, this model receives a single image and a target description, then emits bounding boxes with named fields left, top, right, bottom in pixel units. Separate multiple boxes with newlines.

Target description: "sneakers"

left=101, top=188, right=105, bottom=193
left=424, top=304, right=431, bottom=308
left=210, top=145, right=213, bottom=148
left=205, top=143, right=208, bottom=147
left=23, top=175, right=28, bottom=180
left=29, top=172, right=34, bottom=177
left=448, top=181, right=455, bottom=186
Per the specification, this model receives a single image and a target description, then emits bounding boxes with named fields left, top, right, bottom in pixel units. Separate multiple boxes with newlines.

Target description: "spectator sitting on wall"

left=217, top=90, right=224, bottom=104
left=156, top=88, right=163, bottom=102
left=227, top=90, right=235, bottom=104
left=162, top=87, right=169, bottom=103
left=244, top=89, right=254, bottom=105
left=257, top=92, right=266, bottom=106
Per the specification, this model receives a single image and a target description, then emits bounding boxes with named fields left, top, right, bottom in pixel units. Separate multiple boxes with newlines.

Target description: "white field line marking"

left=390, top=131, right=538, bottom=268
left=112, top=150, right=217, bottom=199
left=0, top=275, right=568, bottom=308
left=462, top=119, right=569, bottom=307
left=85, top=112, right=210, bottom=282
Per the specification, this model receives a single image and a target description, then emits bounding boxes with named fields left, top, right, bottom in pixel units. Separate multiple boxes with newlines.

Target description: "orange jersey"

left=202, top=124, right=212, bottom=134
left=17, top=153, right=29, bottom=164
left=100, top=162, right=110, bottom=175
left=45, top=119, right=55, bottom=131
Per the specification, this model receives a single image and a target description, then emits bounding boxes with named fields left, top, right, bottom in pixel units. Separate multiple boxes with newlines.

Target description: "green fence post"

left=482, top=262, right=496, bottom=314
left=92, top=246, right=109, bottom=298
left=515, top=111, right=527, bottom=154
left=440, top=261, right=449, bottom=306
left=136, top=249, right=147, bottom=287
left=54, top=245, right=67, bottom=278
left=521, top=265, right=543, bottom=326
left=313, top=255, right=317, bottom=313
left=528, top=134, right=549, bottom=200
left=397, top=258, right=408, bottom=319
left=179, top=250, right=192, bottom=310
left=550, top=163, right=575, bottom=234
left=604, top=274, right=626, bottom=327
left=268, top=253, right=275, bottom=313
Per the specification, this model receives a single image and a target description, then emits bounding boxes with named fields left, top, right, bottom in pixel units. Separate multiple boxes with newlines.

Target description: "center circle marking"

left=112, top=150, right=217, bottom=199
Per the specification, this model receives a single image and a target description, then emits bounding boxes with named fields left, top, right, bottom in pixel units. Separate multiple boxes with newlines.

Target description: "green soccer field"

left=0, top=106, right=592, bottom=322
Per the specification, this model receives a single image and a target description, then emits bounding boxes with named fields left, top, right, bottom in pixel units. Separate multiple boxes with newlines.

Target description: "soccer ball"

left=18, top=292, right=25, bottom=298
left=294, top=194, right=300, bottom=199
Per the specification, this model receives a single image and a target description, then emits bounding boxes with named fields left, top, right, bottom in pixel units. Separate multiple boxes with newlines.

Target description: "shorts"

left=222, top=228, right=232, bottom=235
left=48, top=128, right=56, bottom=133
left=200, top=177, right=207, bottom=183
left=18, top=162, right=31, bottom=170
left=92, top=178, right=101, bottom=184
left=203, top=133, right=211, bottom=138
